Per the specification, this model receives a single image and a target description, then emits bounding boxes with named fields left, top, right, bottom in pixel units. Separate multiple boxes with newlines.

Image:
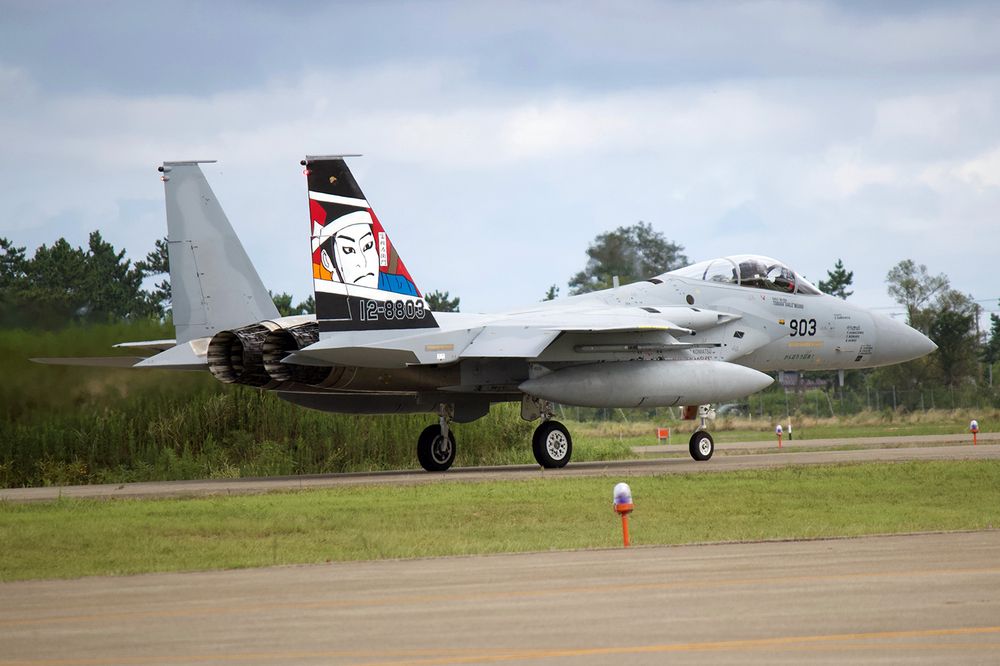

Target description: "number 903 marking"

left=789, top=318, right=817, bottom=336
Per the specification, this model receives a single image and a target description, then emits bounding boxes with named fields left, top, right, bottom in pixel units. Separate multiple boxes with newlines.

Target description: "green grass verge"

left=2, top=460, right=998, bottom=582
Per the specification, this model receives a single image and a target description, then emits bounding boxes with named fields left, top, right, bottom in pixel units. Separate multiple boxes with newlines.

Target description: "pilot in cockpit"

left=738, top=258, right=768, bottom=287
left=766, top=264, right=796, bottom=293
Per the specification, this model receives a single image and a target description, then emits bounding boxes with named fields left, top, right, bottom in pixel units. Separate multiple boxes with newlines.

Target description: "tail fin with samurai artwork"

left=302, top=156, right=438, bottom=334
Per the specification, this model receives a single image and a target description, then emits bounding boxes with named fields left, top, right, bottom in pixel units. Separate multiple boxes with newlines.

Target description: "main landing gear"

left=416, top=400, right=575, bottom=472
left=417, top=404, right=456, bottom=472
left=532, top=419, right=572, bottom=468
left=523, top=397, right=572, bottom=468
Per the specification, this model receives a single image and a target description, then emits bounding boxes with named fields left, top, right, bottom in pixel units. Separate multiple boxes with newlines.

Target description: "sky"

left=1, top=0, right=998, bottom=321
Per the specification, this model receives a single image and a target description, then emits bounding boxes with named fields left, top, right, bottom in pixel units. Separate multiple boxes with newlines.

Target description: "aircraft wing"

left=293, top=306, right=738, bottom=367
left=505, top=309, right=694, bottom=334
left=457, top=309, right=695, bottom=359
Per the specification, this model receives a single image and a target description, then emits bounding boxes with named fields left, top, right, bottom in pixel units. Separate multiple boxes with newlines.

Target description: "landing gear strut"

left=417, top=404, right=456, bottom=472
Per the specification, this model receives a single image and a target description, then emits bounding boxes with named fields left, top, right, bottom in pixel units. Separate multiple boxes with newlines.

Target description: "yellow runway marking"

left=3, top=627, right=999, bottom=665
left=2, top=566, right=998, bottom=629
left=366, top=626, right=1000, bottom=665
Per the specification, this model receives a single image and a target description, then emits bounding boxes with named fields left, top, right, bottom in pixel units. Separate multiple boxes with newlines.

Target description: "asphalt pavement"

left=2, top=531, right=998, bottom=665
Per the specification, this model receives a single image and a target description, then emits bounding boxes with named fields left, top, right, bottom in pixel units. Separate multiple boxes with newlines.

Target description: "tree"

left=0, top=238, right=28, bottom=324
left=269, top=291, right=315, bottom=316
left=568, top=221, right=687, bottom=294
left=296, top=294, right=315, bottom=315
left=543, top=284, right=559, bottom=301
left=270, top=291, right=296, bottom=317
left=425, top=290, right=460, bottom=312
left=79, top=231, right=151, bottom=321
left=982, top=310, right=1000, bottom=386
left=817, top=259, right=854, bottom=299
left=0, top=238, right=27, bottom=290
left=886, top=260, right=949, bottom=330
left=15, top=237, right=90, bottom=326
left=136, top=237, right=171, bottom=316
left=883, top=260, right=982, bottom=388
left=927, top=294, right=979, bottom=387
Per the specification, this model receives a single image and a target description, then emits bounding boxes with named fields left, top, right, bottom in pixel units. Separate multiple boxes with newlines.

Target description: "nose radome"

left=872, top=313, right=938, bottom=365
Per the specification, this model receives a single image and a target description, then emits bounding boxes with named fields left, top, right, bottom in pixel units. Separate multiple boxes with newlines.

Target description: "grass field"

left=2, top=460, right=998, bottom=582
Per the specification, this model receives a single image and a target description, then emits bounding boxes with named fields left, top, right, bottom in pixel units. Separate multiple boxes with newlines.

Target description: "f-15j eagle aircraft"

left=38, top=156, right=937, bottom=471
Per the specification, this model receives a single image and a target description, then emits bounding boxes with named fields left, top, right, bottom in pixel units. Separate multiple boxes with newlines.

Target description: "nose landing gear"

left=686, top=404, right=716, bottom=461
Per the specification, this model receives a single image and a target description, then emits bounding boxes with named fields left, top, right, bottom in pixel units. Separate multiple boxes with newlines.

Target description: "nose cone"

left=871, top=313, right=938, bottom=366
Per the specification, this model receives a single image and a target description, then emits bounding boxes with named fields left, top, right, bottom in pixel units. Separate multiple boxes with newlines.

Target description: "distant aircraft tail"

left=160, top=161, right=279, bottom=343
left=302, top=156, right=437, bottom=333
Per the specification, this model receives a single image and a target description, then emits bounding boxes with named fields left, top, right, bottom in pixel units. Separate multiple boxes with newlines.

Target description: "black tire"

left=532, top=420, right=573, bottom=468
left=689, top=430, right=714, bottom=461
left=417, top=424, right=456, bottom=472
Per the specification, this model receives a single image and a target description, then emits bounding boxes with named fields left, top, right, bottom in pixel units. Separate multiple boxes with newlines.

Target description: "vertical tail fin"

left=160, top=161, right=279, bottom=343
left=302, top=156, right=437, bottom=333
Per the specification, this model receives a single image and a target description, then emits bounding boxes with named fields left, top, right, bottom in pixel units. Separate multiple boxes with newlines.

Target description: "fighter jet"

left=36, top=157, right=937, bottom=471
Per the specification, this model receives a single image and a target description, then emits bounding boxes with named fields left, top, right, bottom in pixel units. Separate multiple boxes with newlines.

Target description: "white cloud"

left=1, top=2, right=1000, bottom=315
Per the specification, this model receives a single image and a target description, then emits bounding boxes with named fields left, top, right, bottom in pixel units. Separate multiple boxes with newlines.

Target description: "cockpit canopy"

left=668, top=255, right=822, bottom=295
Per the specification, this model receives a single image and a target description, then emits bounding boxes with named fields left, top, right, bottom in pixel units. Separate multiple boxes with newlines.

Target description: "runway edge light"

left=970, top=419, right=979, bottom=446
left=775, top=423, right=783, bottom=449
left=613, top=482, right=634, bottom=548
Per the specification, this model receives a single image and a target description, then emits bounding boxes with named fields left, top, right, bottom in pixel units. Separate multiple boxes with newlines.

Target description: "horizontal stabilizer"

left=134, top=338, right=209, bottom=370
left=30, top=356, right=146, bottom=368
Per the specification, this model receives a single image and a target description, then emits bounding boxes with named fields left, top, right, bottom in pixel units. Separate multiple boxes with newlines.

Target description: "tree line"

left=0, top=234, right=168, bottom=329
left=0, top=235, right=316, bottom=327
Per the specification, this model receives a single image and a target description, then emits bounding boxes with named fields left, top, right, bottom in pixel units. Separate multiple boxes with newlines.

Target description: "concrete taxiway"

left=2, top=531, right=999, bottom=665
left=1, top=435, right=997, bottom=503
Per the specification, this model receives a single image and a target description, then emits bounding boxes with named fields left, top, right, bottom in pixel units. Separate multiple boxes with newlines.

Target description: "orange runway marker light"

left=613, top=482, right=634, bottom=548
left=970, top=419, right=979, bottom=446
left=775, top=424, right=783, bottom=449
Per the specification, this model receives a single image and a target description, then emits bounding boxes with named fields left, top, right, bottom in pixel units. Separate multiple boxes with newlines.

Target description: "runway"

left=1, top=434, right=997, bottom=503
left=2, top=531, right=998, bottom=665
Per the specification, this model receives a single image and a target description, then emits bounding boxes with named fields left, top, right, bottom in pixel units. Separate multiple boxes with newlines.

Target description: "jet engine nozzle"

left=261, top=323, right=332, bottom=385
left=207, top=322, right=281, bottom=388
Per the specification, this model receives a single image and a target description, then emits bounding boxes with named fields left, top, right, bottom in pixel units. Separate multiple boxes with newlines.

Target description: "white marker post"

left=613, top=483, right=634, bottom=548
